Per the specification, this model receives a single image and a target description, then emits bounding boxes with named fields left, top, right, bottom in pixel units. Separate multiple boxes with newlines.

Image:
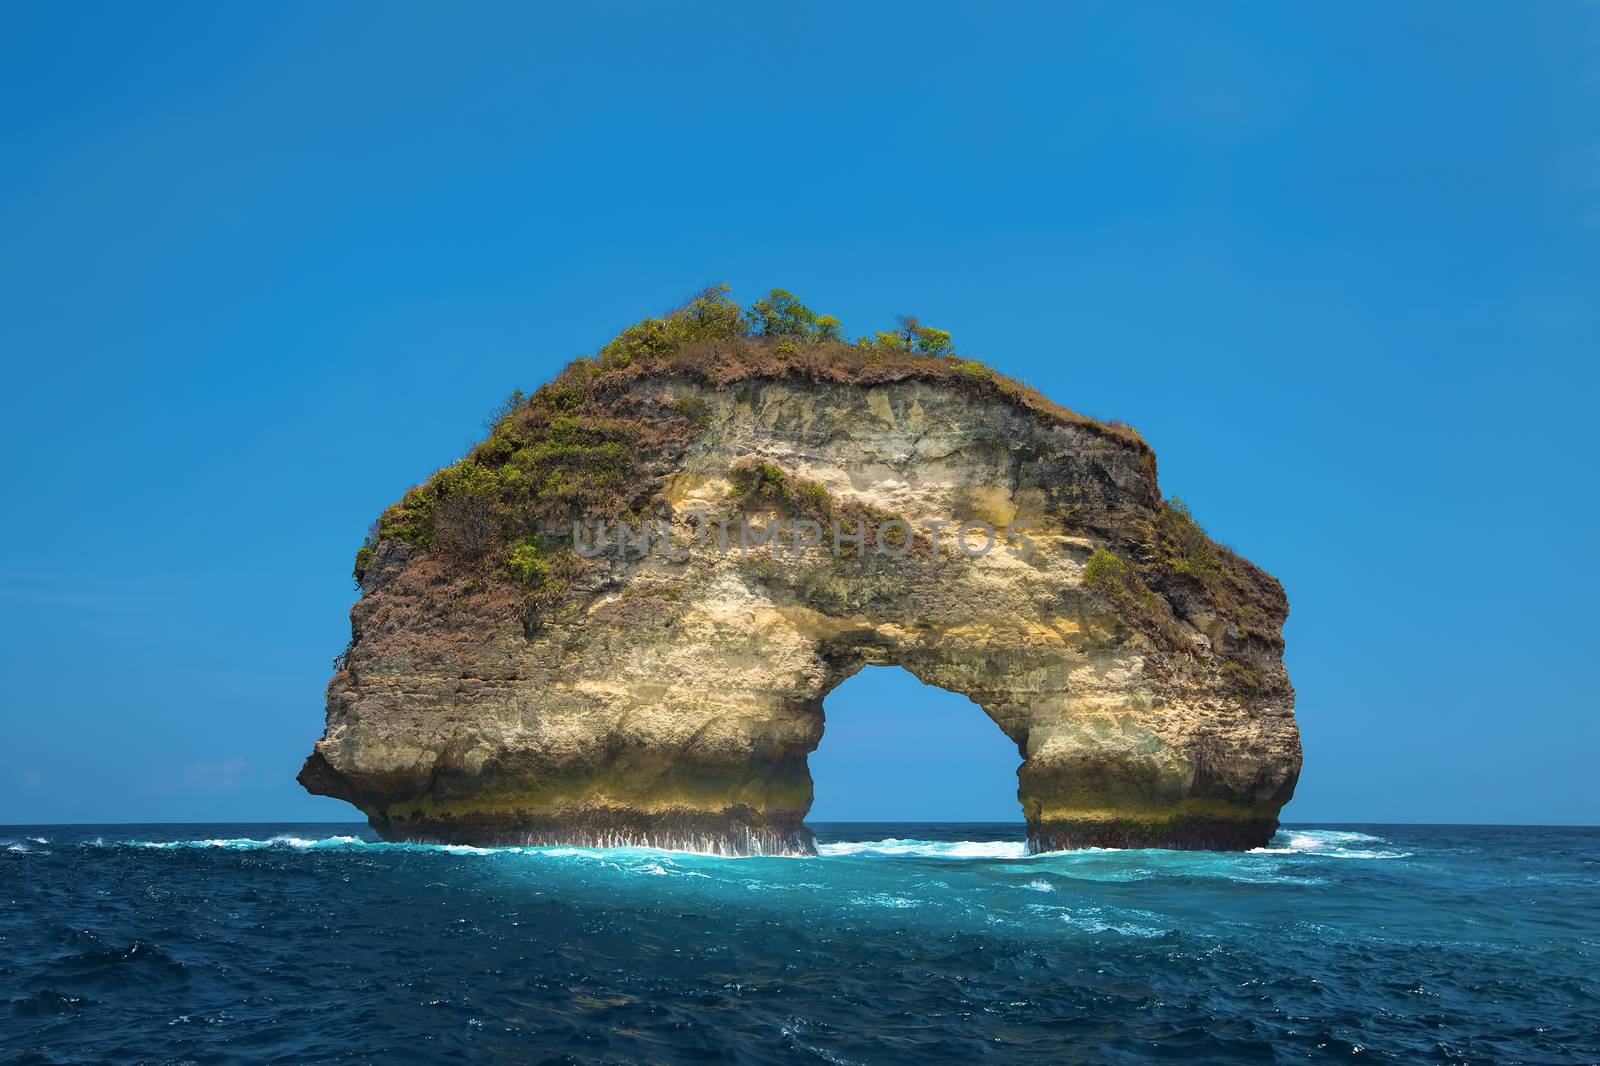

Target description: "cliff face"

left=301, top=294, right=1299, bottom=854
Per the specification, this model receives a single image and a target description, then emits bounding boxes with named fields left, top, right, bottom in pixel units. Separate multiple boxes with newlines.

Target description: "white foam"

left=1250, top=829, right=1410, bottom=860
left=100, top=835, right=758, bottom=881
left=816, top=838, right=1028, bottom=859
left=1050, top=904, right=1167, bottom=937
left=1289, top=830, right=1382, bottom=846
left=848, top=893, right=920, bottom=909
left=115, top=835, right=367, bottom=851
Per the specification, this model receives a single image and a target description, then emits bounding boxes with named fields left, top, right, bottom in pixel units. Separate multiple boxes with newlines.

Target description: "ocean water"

left=2, top=824, right=1596, bottom=1064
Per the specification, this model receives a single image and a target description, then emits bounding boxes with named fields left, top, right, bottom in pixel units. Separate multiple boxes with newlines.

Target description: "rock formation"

left=300, top=288, right=1299, bottom=853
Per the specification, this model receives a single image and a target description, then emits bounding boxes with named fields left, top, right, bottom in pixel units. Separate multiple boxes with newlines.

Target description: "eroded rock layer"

left=302, top=336, right=1299, bottom=853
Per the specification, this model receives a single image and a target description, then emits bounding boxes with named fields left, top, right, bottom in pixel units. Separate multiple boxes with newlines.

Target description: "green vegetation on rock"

left=725, top=458, right=920, bottom=562
left=1158, top=498, right=1223, bottom=578
left=352, top=522, right=380, bottom=586
left=1083, top=548, right=1156, bottom=610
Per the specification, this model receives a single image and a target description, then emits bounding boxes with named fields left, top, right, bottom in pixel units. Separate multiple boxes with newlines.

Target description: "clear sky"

left=2, top=2, right=1596, bottom=826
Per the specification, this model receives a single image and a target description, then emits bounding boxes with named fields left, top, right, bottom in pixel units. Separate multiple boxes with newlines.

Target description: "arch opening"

left=806, top=666, right=1023, bottom=826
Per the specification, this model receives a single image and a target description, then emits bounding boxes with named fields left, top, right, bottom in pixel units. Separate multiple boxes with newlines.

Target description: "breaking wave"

left=816, top=838, right=1028, bottom=859
left=1251, top=828, right=1413, bottom=859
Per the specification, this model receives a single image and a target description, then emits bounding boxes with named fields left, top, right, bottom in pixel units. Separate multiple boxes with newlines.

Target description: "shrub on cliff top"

left=897, top=315, right=953, bottom=356
left=598, top=285, right=746, bottom=370
left=746, top=289, right=821, bottom=337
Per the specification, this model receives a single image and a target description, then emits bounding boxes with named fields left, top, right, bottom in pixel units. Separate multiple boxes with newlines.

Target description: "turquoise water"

left=2, top=823, right=1596, bottom=1062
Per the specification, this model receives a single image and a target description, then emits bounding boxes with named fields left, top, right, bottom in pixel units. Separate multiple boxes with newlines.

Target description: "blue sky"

left=2, top=2, right=1596, bottom=826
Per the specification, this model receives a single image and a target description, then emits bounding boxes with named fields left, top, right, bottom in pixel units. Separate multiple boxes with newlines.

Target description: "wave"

left=2, top=836, right=49, bottom=851
left=1250, top=829, right=1411, bottom=860
left=104, top=835, right=366, bottom=850
left=99, top=834, right=1038, bottom=861
left=817, top=829, right=1411, bottom=864
left=66, top=828, right=1410, bottom=865
left=816, top=838, right=1028, bottom=859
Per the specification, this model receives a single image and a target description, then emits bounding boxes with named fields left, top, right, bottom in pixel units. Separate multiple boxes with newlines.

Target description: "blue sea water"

left=1, top=823, right=1597, bottom=1064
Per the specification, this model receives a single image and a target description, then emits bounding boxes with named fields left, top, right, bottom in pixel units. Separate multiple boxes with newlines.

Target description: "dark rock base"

left=1027, top=814, right=1280, bottom=853
left=368, top=809, right=818, bottom=856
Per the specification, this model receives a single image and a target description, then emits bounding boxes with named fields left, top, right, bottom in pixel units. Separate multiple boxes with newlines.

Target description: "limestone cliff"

left=300, top=288, right=1299, bottom=853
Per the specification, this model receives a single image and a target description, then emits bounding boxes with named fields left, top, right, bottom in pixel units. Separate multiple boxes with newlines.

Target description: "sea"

left=1, top=822, right=1596, bottom=1064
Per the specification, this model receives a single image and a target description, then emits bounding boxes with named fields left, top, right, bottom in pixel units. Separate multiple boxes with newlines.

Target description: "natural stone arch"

left=302, top=363, right=1300, bottom=854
